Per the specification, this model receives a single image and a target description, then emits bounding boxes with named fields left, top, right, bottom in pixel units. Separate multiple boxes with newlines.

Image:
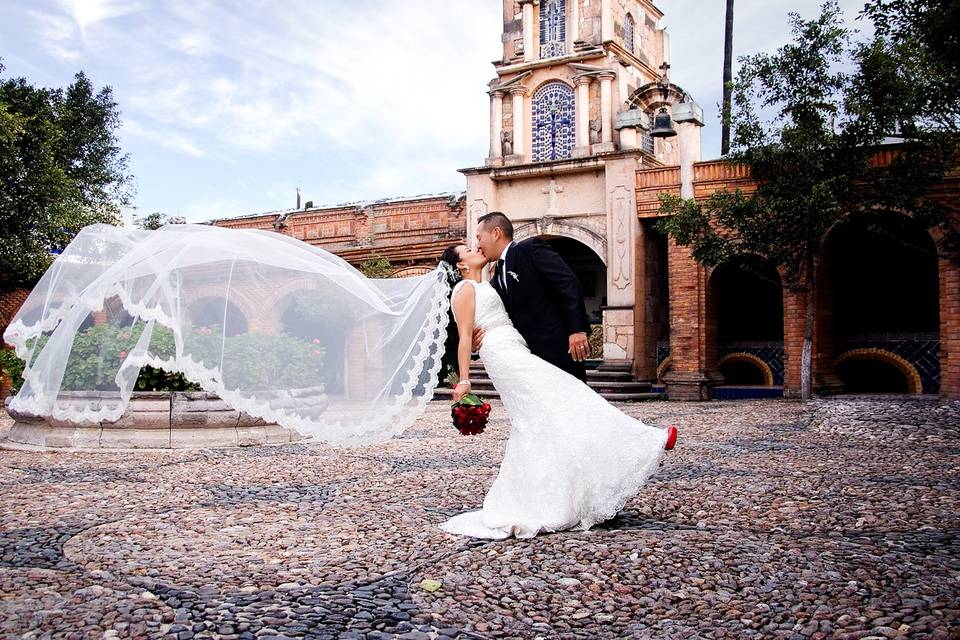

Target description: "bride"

left=438, top=244, right=677, bottom=539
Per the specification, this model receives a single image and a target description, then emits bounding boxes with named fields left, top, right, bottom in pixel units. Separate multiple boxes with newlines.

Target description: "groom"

left=474, top=212, right=591, bottom=383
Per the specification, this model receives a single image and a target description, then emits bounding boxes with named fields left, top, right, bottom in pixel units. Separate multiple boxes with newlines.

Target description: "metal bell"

left=650, top=106, right=677, bottom=138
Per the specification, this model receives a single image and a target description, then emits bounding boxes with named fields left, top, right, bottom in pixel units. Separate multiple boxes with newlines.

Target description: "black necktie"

left=497, top=258, right=506, bottom=290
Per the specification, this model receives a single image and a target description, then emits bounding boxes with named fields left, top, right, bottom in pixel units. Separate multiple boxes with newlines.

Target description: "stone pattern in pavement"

left=0, top=398, right=958, bottom=639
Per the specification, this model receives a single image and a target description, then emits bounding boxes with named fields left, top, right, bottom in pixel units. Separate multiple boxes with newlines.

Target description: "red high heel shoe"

left=665, top=425, right=678, bottom=451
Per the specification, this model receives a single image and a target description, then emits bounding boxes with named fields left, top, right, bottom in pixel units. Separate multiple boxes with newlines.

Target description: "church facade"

left=202, top=0, right=958, bottom=401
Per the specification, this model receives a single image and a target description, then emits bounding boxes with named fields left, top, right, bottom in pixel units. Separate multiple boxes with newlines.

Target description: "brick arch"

left=657, top=356, right=672, bottom=382
left=718, top=352, right=775, bottom=387
left=185, top=295, right=250, bottom=337
left=821, top=207, right=940, bottom=252
left=835, top=348, right=923, bottom=395
left=513, top=219, right=607, bottom=266
left=812, top=209, right=941, bottom=395
left=255, top=278, right=330, bottom=335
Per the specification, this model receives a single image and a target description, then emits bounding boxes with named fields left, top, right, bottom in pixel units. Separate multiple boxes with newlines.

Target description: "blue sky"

left=1, top=0, right=869, bottom=224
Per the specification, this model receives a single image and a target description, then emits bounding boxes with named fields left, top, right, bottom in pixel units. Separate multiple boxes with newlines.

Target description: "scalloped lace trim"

left=8, top=271, right=452, bottom=446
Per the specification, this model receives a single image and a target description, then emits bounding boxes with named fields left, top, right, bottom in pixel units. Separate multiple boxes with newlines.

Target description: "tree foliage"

left=0, top=63, right=132, bottom=284
left=359, top=256, right=393, bottom=279
left=134, top=211, right=185, bottom=230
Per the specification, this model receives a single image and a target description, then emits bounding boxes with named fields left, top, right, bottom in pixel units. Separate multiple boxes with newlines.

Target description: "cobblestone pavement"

left=1, top=398, right=958, bottom=639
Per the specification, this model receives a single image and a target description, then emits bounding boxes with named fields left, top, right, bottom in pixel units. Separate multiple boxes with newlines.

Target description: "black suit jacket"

left=492, top=238, right=590, bottom=382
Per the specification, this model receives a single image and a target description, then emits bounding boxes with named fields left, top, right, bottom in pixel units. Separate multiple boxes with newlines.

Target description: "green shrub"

left=4, top=322, right=326, bottom=393
left=0, top=348, right=25, bottom=393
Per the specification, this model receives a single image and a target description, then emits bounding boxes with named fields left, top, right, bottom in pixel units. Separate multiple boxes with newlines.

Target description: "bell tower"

left=483, top=0, right=703, bottom=168
left=462, top=0, right=703, bottom=374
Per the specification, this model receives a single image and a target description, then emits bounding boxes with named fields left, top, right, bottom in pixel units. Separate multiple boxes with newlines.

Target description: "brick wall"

left=0, top=288, right=31, bottom=346
left=211, top=194, right=467, bottom=273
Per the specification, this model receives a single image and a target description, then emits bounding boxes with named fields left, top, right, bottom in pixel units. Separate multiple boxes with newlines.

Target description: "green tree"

left=656, top=1, right=958, bottom=400
left=359, top=255, right=393, bottom=279
left=721, top=0, right=735, bottom=155
left=134, top=211, right=181, bottom=230
left=0, top=64, right=131, bottom=283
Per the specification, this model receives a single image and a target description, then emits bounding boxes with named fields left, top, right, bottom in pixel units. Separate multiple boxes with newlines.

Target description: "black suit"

left=492, top=238, right=591, bottom=383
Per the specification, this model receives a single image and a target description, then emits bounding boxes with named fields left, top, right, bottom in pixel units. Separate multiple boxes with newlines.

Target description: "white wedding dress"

left=440, top=279, right=668, bottom=539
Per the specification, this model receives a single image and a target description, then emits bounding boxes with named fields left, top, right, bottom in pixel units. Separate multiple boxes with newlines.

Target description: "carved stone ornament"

left=501, top=130, right=514, bottom=156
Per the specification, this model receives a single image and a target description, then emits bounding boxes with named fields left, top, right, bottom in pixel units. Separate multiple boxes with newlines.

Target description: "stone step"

left=587, top=370, right=635, bottom=381
left=586, top=381, right=655, bottom=393
left=434, top=382, right=664, bottom=403
left=595, top=362, right=634, bottom=372
left=433, top=388, right=665, bottom=402
left=433, top=387, right=501, bottom=400
left=599, top=392, right=666, bottom=402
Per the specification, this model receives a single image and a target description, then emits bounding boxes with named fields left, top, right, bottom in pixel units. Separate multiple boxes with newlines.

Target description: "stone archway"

left=718, top=352, right=776, bottom=387
left=835, top=348, right=923, bottom=395
left=819, top=212, right=940, bottom=395
left=511, top=229, right=608, bottom=360
left=707, top=255, right=784, bottom=394
left=185, top=296, right=249, bottom=337
left=513, top=217, right=607, bottom=266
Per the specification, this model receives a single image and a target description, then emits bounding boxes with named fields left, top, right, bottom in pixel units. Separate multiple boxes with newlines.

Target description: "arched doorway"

left=275, top=289, right=348, bottom=394
left=186, top=296, right=249, bottom=337
left=541, top=236, right=607, bottom=358
left=824, top=212, right=940, bottom=394
left=708, top=255, right=784, bottom=398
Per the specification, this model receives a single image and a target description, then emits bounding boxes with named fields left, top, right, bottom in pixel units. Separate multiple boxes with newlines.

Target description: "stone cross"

left=542, top=178, right=563, bottom=215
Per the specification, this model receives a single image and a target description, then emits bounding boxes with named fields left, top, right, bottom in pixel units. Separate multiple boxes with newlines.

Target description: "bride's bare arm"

left=451, top=284, right=476, bottom=402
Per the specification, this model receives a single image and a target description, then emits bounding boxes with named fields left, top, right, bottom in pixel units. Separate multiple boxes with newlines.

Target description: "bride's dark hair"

left=439, top=245, right=463, bottom=288
left=438, top=244, right=464, bottom=381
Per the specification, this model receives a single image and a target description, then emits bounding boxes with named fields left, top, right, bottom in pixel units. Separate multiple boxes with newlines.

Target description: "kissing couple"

left=438, top=212, right=677, bottom=539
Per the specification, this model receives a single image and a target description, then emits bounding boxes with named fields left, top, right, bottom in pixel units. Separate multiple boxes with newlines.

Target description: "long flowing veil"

left=3, top=224, right=451, bottom=445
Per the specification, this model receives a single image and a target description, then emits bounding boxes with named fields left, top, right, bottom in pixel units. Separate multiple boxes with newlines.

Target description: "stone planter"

left=3, top=391, right=304, bottom=450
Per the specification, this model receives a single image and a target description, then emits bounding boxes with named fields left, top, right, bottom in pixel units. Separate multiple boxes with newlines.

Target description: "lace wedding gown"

left=440, top=279, right=668, bottom=539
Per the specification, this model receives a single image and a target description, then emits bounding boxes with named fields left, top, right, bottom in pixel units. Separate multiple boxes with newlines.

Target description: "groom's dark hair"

left=478, top=212, right=514, bottom=240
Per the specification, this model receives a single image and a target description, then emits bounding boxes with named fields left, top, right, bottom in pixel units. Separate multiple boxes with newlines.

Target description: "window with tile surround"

left=532, top=81, right=575, bottom=162
left=540, top=0, right=566, bottom=58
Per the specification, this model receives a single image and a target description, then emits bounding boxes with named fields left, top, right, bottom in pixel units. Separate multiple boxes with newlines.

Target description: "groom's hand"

left=472, top=326, right=485, bottom=352
left=569, top=332, right=589, bottom=362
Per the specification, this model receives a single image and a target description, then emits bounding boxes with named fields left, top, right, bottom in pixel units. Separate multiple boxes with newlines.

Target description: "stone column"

left=673, top=102, right=705, bottom=199
left=592, top=72, right=616, bottom=153
left=781, top=277, right=806, bottom=399
left=510, top=86, right=528, bottom=160
left=602, top=155, right=642, bottom=367
left=810, top=253, right=844, bottom=395
left=600, top=73, right=614, bottom=143
left=487, top=90, right=505, bottom=166
left=663, top=240, right=718, bottom=400
left=569, top=0, right=580, bottom=46
left=939, top=249, right=960, bottom=399
left=601, top=0, right=613, bottom=42
left=522, top=1, right=535, bottom=62
left=573, top=75, right=591, bottom=157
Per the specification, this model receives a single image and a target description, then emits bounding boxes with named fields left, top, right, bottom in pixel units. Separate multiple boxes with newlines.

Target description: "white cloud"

left=57, top=0, right=142, bottom=36
left=29, top=11, right=81, bottom=62
left=122, top=120, right=206, bottom=158
left=91, top=1, right=499, bottom=158
left=170, top=32, right=213, bottom=57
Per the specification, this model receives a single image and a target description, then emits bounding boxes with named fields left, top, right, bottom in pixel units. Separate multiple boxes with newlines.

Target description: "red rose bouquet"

left=447, top=373, right=491, bottom=435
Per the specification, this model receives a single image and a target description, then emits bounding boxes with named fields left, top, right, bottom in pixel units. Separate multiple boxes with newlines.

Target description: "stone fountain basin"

left=3, top=391, right=304, bottom=449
